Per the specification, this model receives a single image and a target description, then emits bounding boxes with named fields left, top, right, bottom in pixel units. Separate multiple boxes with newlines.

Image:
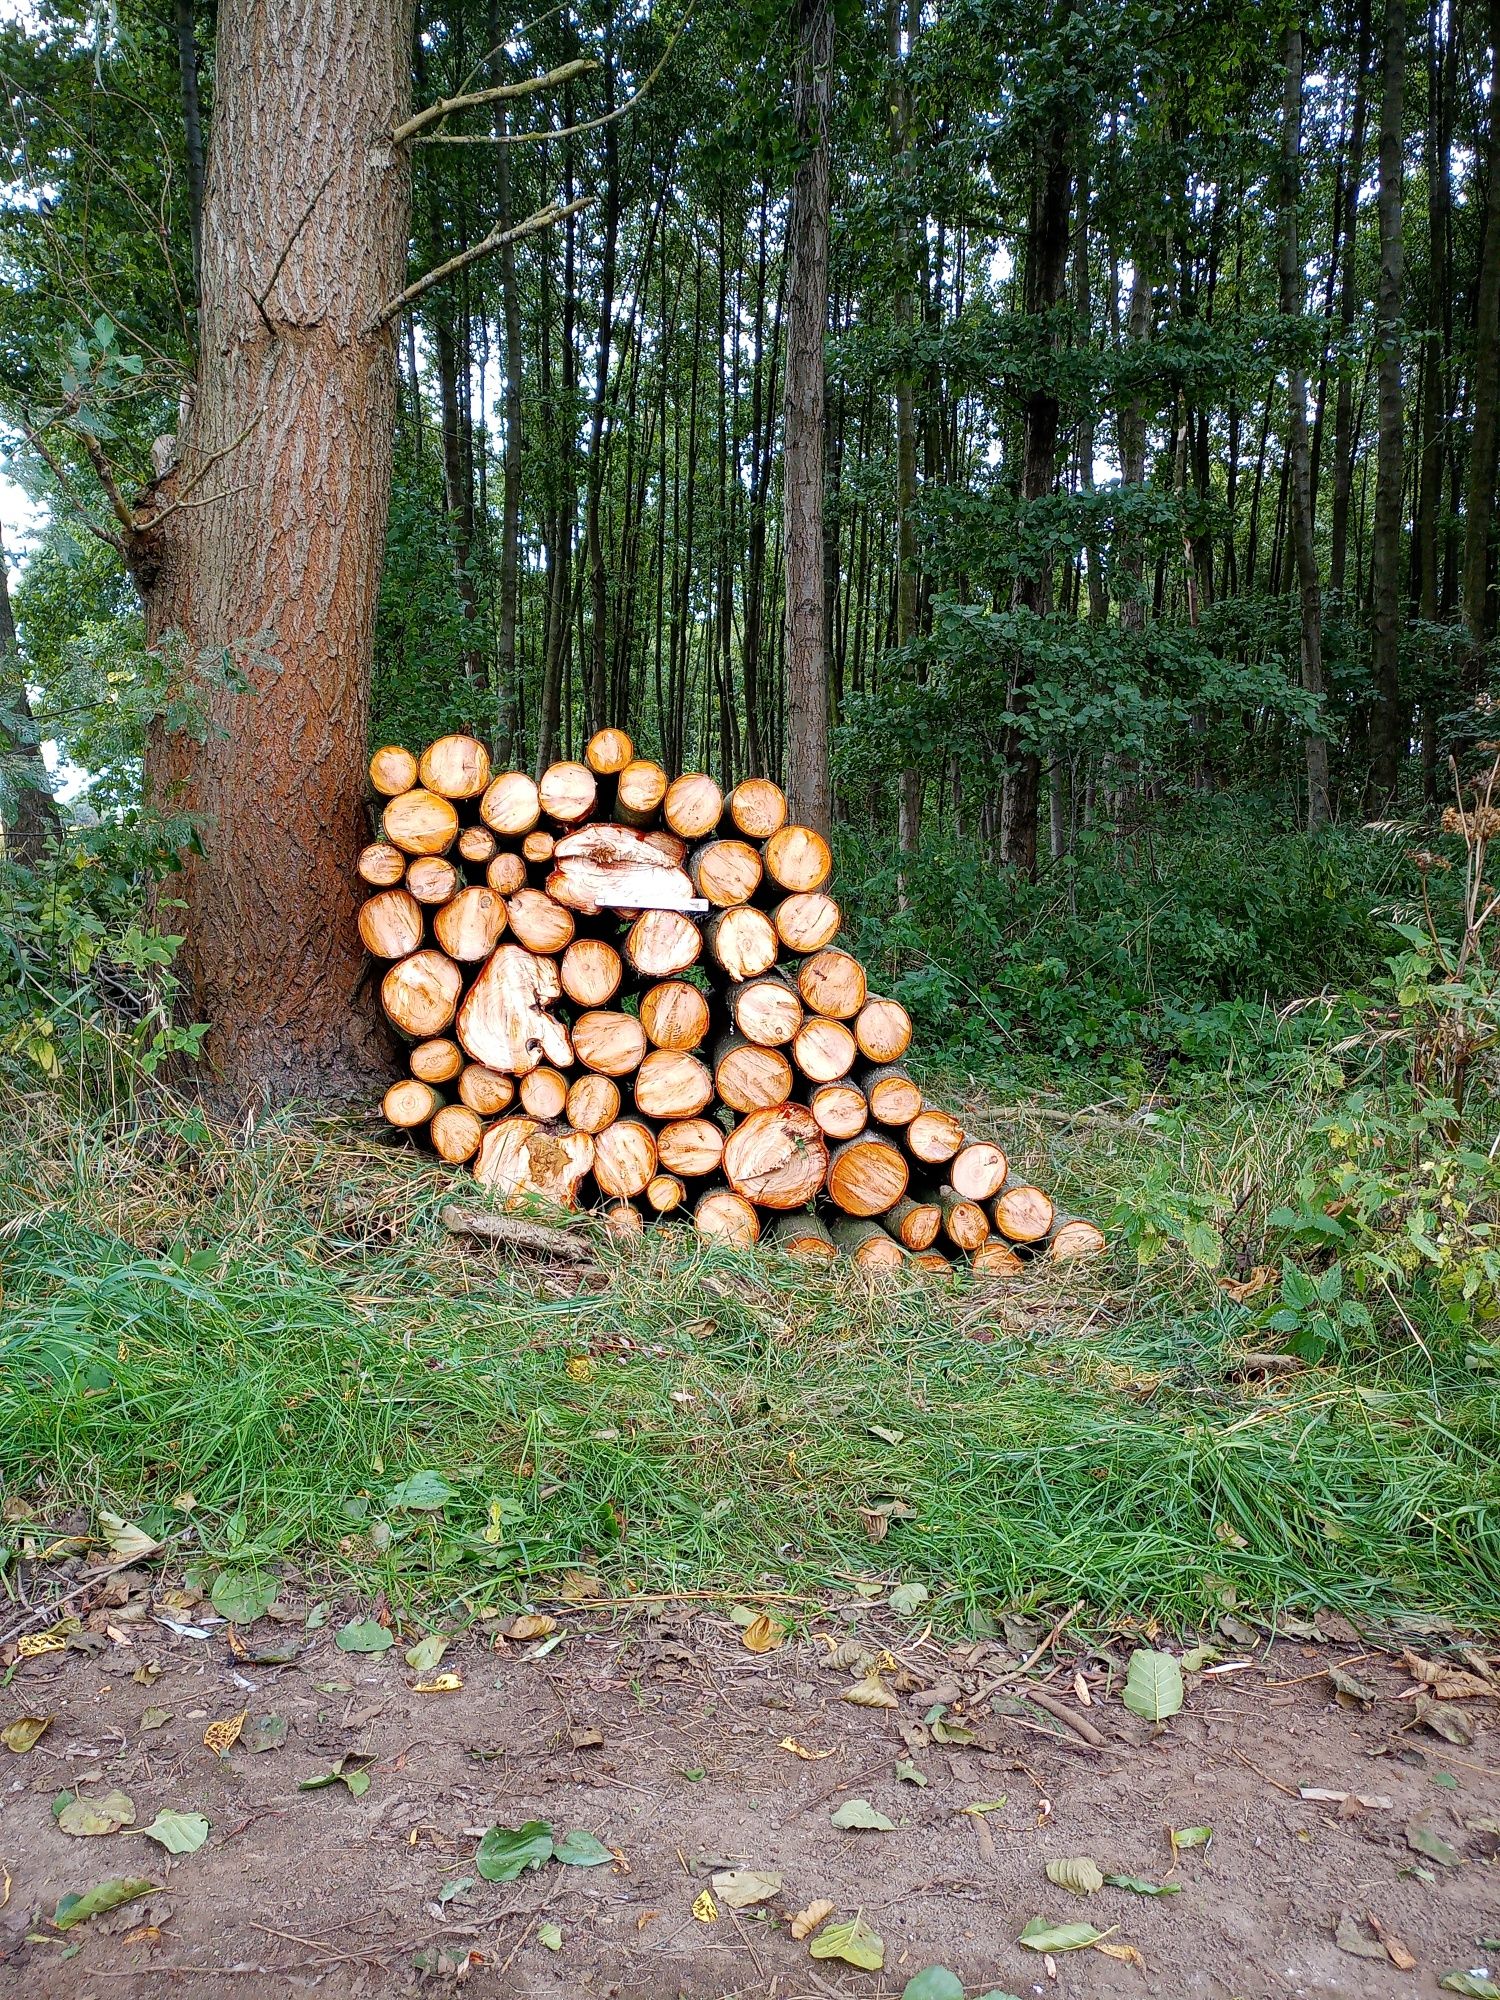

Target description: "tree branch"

left=9, top=413, right=128, bottom=557
left=392, top=57, right=597, bottom=146
left=368, top=196, right=593, bottom=331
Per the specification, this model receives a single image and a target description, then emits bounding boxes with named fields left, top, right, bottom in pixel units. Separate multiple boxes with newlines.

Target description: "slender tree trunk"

left=0, top=519, right=61, bottom=866
left=1369, top=0, right=1407, bottom=803
left=1330, top=0, right=1372, bottom=597
left=173, top=0, right=206, bottom=297
left=1463, top=0, right=1500, bottom=645
left=489, top=10, right=523, bottom=759
left=1414, top=0, right=1453, bottom=626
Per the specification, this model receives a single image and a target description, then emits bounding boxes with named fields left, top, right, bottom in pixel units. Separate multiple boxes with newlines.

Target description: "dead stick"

left=1015, top=1684, right=1106, bottom=1747
left=441, top=1204, right=596, bottom=1263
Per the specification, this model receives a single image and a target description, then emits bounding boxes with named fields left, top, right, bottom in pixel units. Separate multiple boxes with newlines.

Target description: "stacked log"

left=357, top=729, right=1105, bottom=1275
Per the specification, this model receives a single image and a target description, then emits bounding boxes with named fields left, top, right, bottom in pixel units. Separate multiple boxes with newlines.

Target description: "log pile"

left=358, top=730, right=1106, bottom=1274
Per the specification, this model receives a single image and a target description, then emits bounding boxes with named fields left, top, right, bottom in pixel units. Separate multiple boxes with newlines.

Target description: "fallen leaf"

left=1335, top=1913, right=1388, bottom=1961
left=133, top=1664, right=161, bottom=1686
left=1219, top=1266, right=1275, bottom=1301
left=691, top=1889, right=718, bottom=1922
left=711, top=1868, right=783, bottom=1908
left=569, top=1725, right=603, bottom=1750
left=830, top=1798, right=895, bottom=1831
left=17, top=1631, right=69, bottom=1657
left=298, top=1752, right=375, bottom=1798
left=1095, top=1941, right=1146, bottom=1968
left=1299, top=1787, right=1393, bottom=1809
left=558, top=1572, right=604, bottom=1604
left=414, top=1673, right=464, bottom=1694
left=858, top=1508, right=889, bottom=1542
left=438, top=1876, right=474, bottom=1905
left=211, top=1572, right=276, bottom=1624
left=1327, top=1663, right=1379, bottom=1704
left=385, top=1469, right=455, bottom=1511
left=476, top=1821, right=554, bottom=1882
left=504, top=1613, right=556, bottom=1642
left=1403, top=1650, right=1494, bottom=1700
left=57, top=1789, right=136, bottom=1837
left=203, top=1710, right=247, bottom=1757
left=536, top=1921, right=563, bottom=1951
left=553, top=1829, right=613, bottom=1867
left=53, top=1876, right=154, bottom=1930
left=1169, top=1824, right=1212, bottom=1854
left=122, top=1923, right=161, bottom=1945
left=244, top=1713, right=287, bottom=1754
left=901, top=1970, right=964, bottom=2000
left=894, top=1759, right=928, bottom=1785
left=1180, top=1644, right=1224, bottom=1674
left=1439, top=1977, right=1500, bottom=1998
left=1416, top=1691, right=1474, bottom=1745
left=1104, top=1874, right=1180, bottom=1896
left=868, top=1424, right=905, bottom=1444
left=810, top=1914, right=884, bottom=1969
left=139, top=1707, right=172, bottom=1733
left=790, top=1897, right=835, bottom=1940
left=1, top=1715, right=51, bottom=1754
left=842, top=1669, right=898, bottom=1709
left=1406, top=1818, right=1461, bottom=1866
left=1122, top=1649, right=1183, bottom=1723
left=336, top=1619, right=393, bottom=1654
left=1018, top=1917, right=1111, bottom=1952
left=99, top=1512, right=161, bottom=1562
left=889, top=1582, right=929, bottom=1617
left=565, top=1356, right=594, bottom=1382
left=405, top=1635, right=448, bottom=1673
left=1046, top=1857, right=1104, bottom=1896
left=741, top=1613, right=784, bottom=1654
left=958, top=1798, right=1008, bottom=1816
left=780, top=1737, right=834, bottom=1760
left=139, top=1810, right=210, bottom=1855
left=1367, top=1913, right=1416, bottom=1971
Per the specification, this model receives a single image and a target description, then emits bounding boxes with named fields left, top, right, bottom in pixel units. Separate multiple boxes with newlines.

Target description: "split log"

left=505, top=887, right=575, bottom=954
left=644, top=1172, right=687, bottom=1214
left=853, top=996, right=912, bottom=1064
left=457, top=824, right=497, bottom=865
left=593, top=1117, right=658, bottom=1199
left=433, top=885, right=507, bottom=962
left=418, top=733, right=491, bottom=799
left=473, top=1115, right=594, bottom=1210
left=431, top=1102, right=486, bottom=1164
left=585, top=725, right=634, bottom=775
left=382, top=949, right=464, bottom=1038
left=973, top=1239, right=1025, bottom=1276
left=384, top=787, right=459, bottom=856
left=549, top=823, right=693, bottom=914
left=705, top=905, right=779, bottom=981
left=765, top=1210, right=838, bottom=1261
left=443, top=1203, right=596, bottom=1262
left=829, top=1216, right=907, bottom=1272
left=1045, top=1217, right=1107, bottom=1262
left=614, top=757, right=669, bottom=826
left=826, top=1134, right=909, bottom=1216
left=726, top=776, right=786, bottom=839
left=537, top=759, right=597, bottom=824
left=625, top=909, right=701, bottom=978
left=792, top=1015, right=857, bottom=1083
left=458, top=1064, right=516, bottom=1117
left=406, top=855, right=459, bottom=904
left=950, top=1140, right=1008, bottom=1202
left=456, top=944, right=572, bottom=1073
left=518, top=1065, right=569, bottom=1121
left=523, top=829, right=556, bottom=864
left=694, top=1188, right=761, bottom=1246
left=728, top=974, right=803, bottom=1047
left=906, top=1108, right=965, bottom=1165
left=663, top=772, right=724, bottom=839
left=410, top=1037, right=464, bottom=1085
left=880, top=1195, right=942, bottom=1251
left=602, top=1200, right=645, bottom=1237
left=689, top=839, right=763, bottom=907
left=485, top=851, right=527, bottom=896
left=938, top=1186, right=990, bottom=1251
left=656, top=1116, right=725, bottom=1178
left=713, top=1032, right=794, bottom=1112
left=808, top=1080, right=869, bottom=1139
left=571, top=1008, right=648, bottom=1077
left=860, top=1065, right=922, bottom=1126
left=634, top=1048, right=714, bottom=1119
left=560, top=938, right=624, bottom=1008
left=991, top=1182, right=1055, bottom=1243
left=565, top=1071, right=620, bottom=1134
left=480, top=770, right=541, bottom=837
left=772, top=891, right=841, bottom=955
left=722, top=1103, right=827, bottom=1210
left=640, top=979, right=711, bottom=1051
left=383, top=1077, right=442, bottom=1128
left=797, top=948, right=867, bottom=1021
left=357, top=840, right=407, bottom=887
left=358, top=887, right=424, bottom=959
left=369, top=744, right=418, bottom=796
left=762, top=822, right=832, bottom=893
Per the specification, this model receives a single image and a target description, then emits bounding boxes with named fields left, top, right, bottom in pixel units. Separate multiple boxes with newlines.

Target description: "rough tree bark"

left=1329, top=0, right=1371, bottom=598
left=139, top=0, right=413, bottom=1104
left=1369, top=0, right=1406, bottom=803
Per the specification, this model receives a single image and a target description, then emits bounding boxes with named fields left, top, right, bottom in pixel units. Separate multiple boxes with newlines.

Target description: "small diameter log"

left=370, top=744, right=418, bottom=796
left=826, top=1134, right=909, bottom=1217
left=549, top=823, right=693, bottom=913
left=456, top=944, right=572, bottom=1073
left=457, top=823, right=497, bottom=865
left=773, top=891, right=841, bottom=955
left=433, top=884, right=507, bottom=962
left=431, top=1102, right=486, bottom=1164
left=726, top=776, right=787, bottom=839
left=729, top=974, right=802, bottom=1047
left=880, top=1195, right=942, bottom=1251
left=382, top=949, right=463, bottom=1038
left=411, top=1036, right=464, bottom=1085
left=809, top=1081, right=869, bottom=1139
left=358, top=887, right=424, bottom=959
left=571, top=1008, right=648, bottom=1077
left=912, top=1250, right=954, bottom=1274
left=938, top=1186, right=990, bottom=1251
left=537, top=759, right=597, bottom=824
left=722, top=1103, right=828, bottom=1210
left=797, top=948, right=867, bottom=1021
left=689, top=839, right=763, bottom=907
left=383, top=1077, right=442, bottom=1128
left=906, top=1108, right=965, bottom=1165
left=602, top=1200, right=645, bottom=1237
left=357, top=840, right=407, bottom=887
left=505, top=887, right=575, bottom=954
left=765, top=1210, right=837, bottom=1261
left=854, top=995, right=912, bottom=1064
left=663, top=771, right=723, bottom=839
left=645, top=1172, right=687, bottom=1214
left=991, top=1182, right=1055, bottom=1243
left=829, top=1216, right=907, bottom=1273
left=634, top=1048, right=714, bottom=1120
left=561, top=938, right=624, bottom=1007
left=950, top=1140, right=1008, bottom=1202
left=566, top=1071, right=621, bottom=1135
left=614, top=757, right=669, bottom=826
left=480, top=769, right=541, bottom=836
left=1046, top=1217, right=1107, bottom=1263
left=973, top=1239, right=1026, bottom=1276
left=486, top=851, right=527, bottom=896
left=458, top=1064, right=516, bottom=1116
left=384, top=787, right=459, bottom=856
left=473, top=1115, right=594, bottom=1210
left=518, top=1065, right=569, bottom=1121
left=523, top=829, right=556, bottom=864
left=625, top=909, right=701, bottom=978
left=593, top=1118, right=658, bottom=1199
left=656, top=1116, right=725, bottom=1178
left=763, top=823, right=832, bottom=893
left=861, top=1066, right=922, bottom=1127
left=442, top=1203, right=595, bottom=1261
left=418, top=733, right=491, bottom=799
left=640, top=979, right=710, bottom=1051
left=714, top=1032, right=794, bottom=1113
left=792, top=1015, right=857, bottom=1083
left=585, top=725, right=634, bottom=775
left=705, top=905, right=778, bottom=981
left=694, top=1188, right=761, bottom=1246
left=407, top=855, right=460, bottom=904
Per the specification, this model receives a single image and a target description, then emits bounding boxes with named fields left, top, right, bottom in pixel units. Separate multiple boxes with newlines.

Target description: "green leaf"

left=58, top=1789, right=135, bottom=1836
left=809, top=1915, right=884, bottom=1969
left=438, top=1877, right=474, bottom=1905
left=298, top=1753, right=374, bottom=1797
left=1123, top=1648, right=1184, bottom=1722
left=54, top=1877, right=154, bottom=1930
left=386, top=1470, right=455, bottom=1512
left=1170, top=1825, right=1213, bottom=1852
left=888, top=1582, right=929, bottom=1616
left=1104, top=1874, right=1180, bottom=1896
left=405, top=1635, right=447, bottom=1673
left=1180, top=1643, right=1223, bottom=1673
left=903, top=1969, right=964, bottom=2000
left=336, top=1619, right=393, bottom=1653
left=830, top=1798, right=895, bottom=1831
left=553, top=1829, right=613, bottom=1867
left=1405, top=1819, right=1460, bottom=1867
left=537, top=1921, right=563, bottom=1951
left=1439, top=1977, right=1500, bottom=1998
left=1045, top=1856, right=1104, bottom=1896
left=139, top=1810, right=210, bottom=1855
left=1018, top=1917, right=1108, bottom=1952
left=476, top=1821, right=554, bottom=1882
left=244, top=1713, right=287, bottom=1754
left=211, top=1572, right=276, bottom=1624
left=894, top=1759, right=927, bottom=1785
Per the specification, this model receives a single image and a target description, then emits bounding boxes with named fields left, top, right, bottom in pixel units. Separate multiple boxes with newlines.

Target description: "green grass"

left=2, top=1077, right=1497, bottom=1633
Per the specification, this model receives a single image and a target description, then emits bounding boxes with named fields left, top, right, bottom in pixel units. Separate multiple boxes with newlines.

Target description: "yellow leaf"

left=779, top=1737, right=835, bottom=1760
left=413, top=1673, right=463, bottom=1693
left=559, top=1571, right=604, bottom=1604
left=203, top=1710, right=248, bottom=1757
left=741, top=1613, right=785, bottom=1654
left=99, top=1511, right=162, bottom=1562
left=958, top=1797, right=1008, bottom=1816
left=505, top=1613, right=557, bottom=1641
left=1, top=1715, right=52, bottom=1753
left=691, top=1890, right=718, bottom=1923
left=789, top=1897, right=835, bottom=1941
left=1095, top=1941, right=1146, bottom=1968
left=172, top=1492, right=197, bottom=1513
left=565, top=1356, right=594, bottom=1381
left=17, top=1631, right=68, bottom=1658
left=841, top=1669, right=898, bottom=1709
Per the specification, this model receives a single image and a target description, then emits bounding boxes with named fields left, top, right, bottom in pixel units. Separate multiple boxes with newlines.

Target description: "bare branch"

left=253, top=165, right=339, bottom=322
left=368, top=196, right=593, bottom=331
left=393, top=57, right=598, bottom=146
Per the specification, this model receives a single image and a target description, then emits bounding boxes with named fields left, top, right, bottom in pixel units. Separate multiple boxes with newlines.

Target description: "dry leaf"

left=691, top=1889, right=718, bottom=1923
left=57, top=1787, right=136, bottom=1836
left=1047, top=1856, right=1105, bottom=1896
left=790, top=1897, right=835, bottom=1941
left=558, top=1572, right=604, bottom=1604
left=857, top=1508, right=889, bottom=1542
left=122, top=1924, right=162, bottom=1945
left=1, top=1715, right=52, bottom=1754
left=779, top=1737, right=834, bottom=1760
left=1073, top=1671, right=1092, bottom=1706
left=741, top=1613, right=784, bottom=1654
left=203, top=1710, right=247, bottom=1757
left=505, top=1613, right=557, bottom=1641
left=98, top=1512, right=161, bottom=1562
left=413, top=1673, right=463, bottom=1693
left=1096, top=1941, right=1147, bottom=1968
left=17, top=1631, right=68, bottom=1658
left=1368, top=1913, right=1416, bottom=1972
left=1402, top=1649, right=1494, bottom=1700
left=1218, top=1266, right=1275, bottom=1301
left=841, top=1669, right=898, bottom=1709
left=711, top=1868, right=783, bottom=1908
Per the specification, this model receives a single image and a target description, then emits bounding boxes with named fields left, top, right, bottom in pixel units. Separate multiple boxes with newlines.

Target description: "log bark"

left=829, top=1216, right=906, bottom=1271
left=792, top=1015, right=857, bottom=1082
left=656, top=1116, right=725, bottom=1177
left=431, top=1101, right=485, bottom=1163
left=407, top=855, right=459, bottom=904
left=518, top=1064, right=569, bottom=1120
left=729, top=973, right=803, bottom=1046
left=370, top=744, right=417, bottom=796
left=938, top=1185, right=990, bottom=1251
left=854, top=995, right=912, bottom=1064
left=950, top=1139, right=1008, bottom=1202
left=694, top=1187, right=762, bottom=1245
left=797, top=948, right=867, bottom=1020
left=410, top=1036, right=463, bottom=1084
left=385, top=788, right=459, bottom=855
left=726, top=777, right=787, bottom=839
left=593, top=1117, right=658, bottom=1198
left=808, top=1080, right=868, bottom=1138
left=560, top=938, right=624, bottom=1007
left=505, top=887, right=575, bottom=953
left=458, top=1063, right=516, bottom=1116
left=772, top=891, right=841, bottom=954
left=357, top=841, right=407, bottom=887
left=763, top=823, right=831, bottom=892
left=634, top=1048, right=715, bottom=1119
left=481, top=769, right=542, bottom=836
left=442, top=1202, right=596, bottom=1260
left=991, top=1181, right=1055, bottom=1242
left=713, top=1032, right=794, bottom=1112
left=826, top=1134, right=909, bottom=1215
left=640, top=979, right=711, bottom=1050
left=625, top=909, right=702, bottom=977
left=663, top=772, right=724, bottom=839
left=880, top=1195, right=941, bottom=1251
left=419, top=732, right=491, bottom=799
left=572, top=1008, right=648, bottom=1077
left=456, top=944, right=572, bottom=1073
left=382, top=949, right=463, bottom=1038
left=689, top=839, right=764, bottom=907
left=383, top=1077, right=441, bottom=1127
left=538, top=760, right=598, bottom=823
left=565, top=1070, right=620, bottom=1134
left=906, top=1108, right=964, bottom=1164
left=763, top=1210, right=836, bottom=1260
left=433, top=885, right=507, bottom=961
left=722, top=1102, right=828, bottom=1209
left=358, top=887, right=424, bottom=958
left=473, top=1115, right=594, bottom=1209
left=705, top=905, right=779, bottom=980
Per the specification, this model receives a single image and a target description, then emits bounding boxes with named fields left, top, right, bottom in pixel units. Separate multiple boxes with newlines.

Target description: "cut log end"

left=572, top=1008, right=648, bottom=1078
left=433, top=885, right=508, bottom=962
left=722, top=1103, right=828, bottom=1210
left=727, top=777, right=787, bottom=840
left=486, top=851, right=527, bottom=897
left=593, top=1117, right=658, bottom=1198
left=690, top=839, right=763, bottom=908
left=431, top=1102, right=486, bottom=1165
left=656, top=1116, right=725, bottom=1178
left=730, top=974, right=803, bottom=1047
left=458, top=1063, right=517, bottom=1117
left=625, top=909, right=702, bottom=978
left=565, top=1070, right=621, bottom=1135
left=418, top=733, right=491, bottom=800
left=538, top=760, right=598, bottom=824
left=473, top=1116, right=595, bottom=1211
left=506, top=887, right=575, bottom=955
left=561, top=938, right=625, bottom=1008
left=384, top=787, right=459, bottom=857
left=369, top=744, right=418, bottom=797
left=357, top=840, right=407, bottom=887
left=797, top=948, right=867, bottom=1021
left=518, top=1064, right=570, bottom=1122
left=854, top=995, right=912, bottom=1064
left=765, top=1210, right=838, bottom=1261
left=992, top=1183, right=1056, bottom=1243
left=640, top=978, right=711, bottom=1051
left=358, top=887, right=424, bottom=959
left=827, top=1135, right=909, bottom=1217
left=694, top=1188, right=761, bottom=1247
left=950, top=1140, right=1008, bottom=1202
left=480, top=770, right=541, bottom=837
left=906, top=1108, right=965, bottom=1165
left=456, top=944, right=571, bottom=1075
left=773, top=891, right=841, bottom=955
left=615, top=757, right=669, bottom=824
left=1047, top=1218, right=1107, bottom=1262
left=830, top=1216, right=907, bottom=1273
left=663, top=772, right=724, bottom=839
left=585, top=726, right=635, bottom=775
left=382, top=949, right=464, bottom=1039
left=383, top=1077, right=441, bottom=1129
left=410, top=1036, right=464, bottom=1085
left=808, top=1080, right=869, bottom=1139
left=634, top=1048, right=714, bottom=1120
left=763, top=822, right=832, bottom=893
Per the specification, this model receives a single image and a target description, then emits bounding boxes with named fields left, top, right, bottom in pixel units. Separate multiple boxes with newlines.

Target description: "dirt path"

left=1, top=1594, right=1496, bottom=1999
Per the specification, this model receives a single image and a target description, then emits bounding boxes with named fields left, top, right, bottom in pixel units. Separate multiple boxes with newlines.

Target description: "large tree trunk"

left=0, top=519, right=62, bottom=867
left=1368, top=0, right=1407, bottom=804
left=782, top=0, right=835, bottom=838
left=1463, top=0, right=1500, bottom=647
left=140, top=0, right=412, bottom=1105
